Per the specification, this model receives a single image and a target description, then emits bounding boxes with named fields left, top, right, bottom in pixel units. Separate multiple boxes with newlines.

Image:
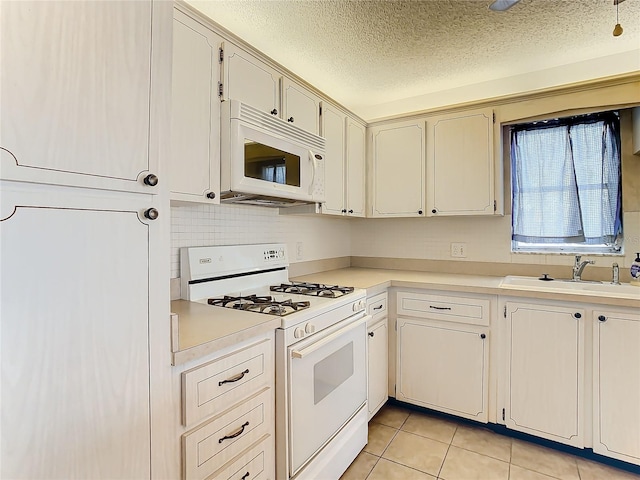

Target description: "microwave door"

left=230, top=121, right=315, bottom=202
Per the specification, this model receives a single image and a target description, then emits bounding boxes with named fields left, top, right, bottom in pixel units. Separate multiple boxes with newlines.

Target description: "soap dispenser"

left=631, top=252, right=640, bottom=287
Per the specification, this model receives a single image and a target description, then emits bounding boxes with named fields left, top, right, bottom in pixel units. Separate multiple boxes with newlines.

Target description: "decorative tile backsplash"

left=170, top=203, right=351, bottom=278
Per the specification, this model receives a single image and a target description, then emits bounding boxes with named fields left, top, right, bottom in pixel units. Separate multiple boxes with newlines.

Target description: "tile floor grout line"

left=376, top=456, right=440, bottom=479
left=435, top=425, right=457, bottom=479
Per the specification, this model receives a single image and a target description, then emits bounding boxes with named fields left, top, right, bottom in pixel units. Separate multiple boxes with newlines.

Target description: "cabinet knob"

left=480, top=333, right=486, bottom=339
left=368, top=331, right=374, bottom=337
left=341, top=209, right=347, bottom=213
left=143, top=173, right=158, bottom=186
left=598, top=315, right=607, bottom=322
left=270, top=109, right=278, bottom=115
left=143, top=208, right=159, bottom=220
left=206, top=192, right=216, bottom=200
left=288, top=117, right=294, bottom=122
left=418, top=210, right=423, bottom=215
left=432, top=209, right=437, bottom=214
left=349, top=209, right=354, bottom=214
left=574, top=312, right=582, bottom=319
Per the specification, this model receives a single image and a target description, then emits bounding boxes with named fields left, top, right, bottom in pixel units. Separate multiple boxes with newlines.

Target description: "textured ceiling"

left=187, top=0, right=640, bottom=120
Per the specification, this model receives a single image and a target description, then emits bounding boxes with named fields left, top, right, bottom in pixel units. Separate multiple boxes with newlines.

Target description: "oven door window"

left=244, top=141, right=301, bottom=187
left=287, top=317, right=367, bottom=475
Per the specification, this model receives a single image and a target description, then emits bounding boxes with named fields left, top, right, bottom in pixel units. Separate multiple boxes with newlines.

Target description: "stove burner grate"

left=207, top=295, right=310, bottom=316
left=270, top=282, right=355, bottom=298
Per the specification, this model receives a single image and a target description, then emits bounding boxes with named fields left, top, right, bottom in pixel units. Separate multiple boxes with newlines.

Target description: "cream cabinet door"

left=371, top=121, right=425, bottom=217
left=283, top=78, right=321, bottom=135
left=0, top=1, right=166, bottom=194
left=346, top=118, right=366, bottom=217
left=0, top=183, right=160, bottom=479
left=170, top=8, right=221, bottom=204
left=320, top=103, right=347, bottom=216
left=593, top=309, right=640, bottom=465
left=397, top=318, right=488, bottom=422
left=427, top=108, right=495, bottom=216
left=222, top=42, right=281, bottom=116
left=505, top=302, right=585, bottom=447
left=368, top=318, right=389, bottom=419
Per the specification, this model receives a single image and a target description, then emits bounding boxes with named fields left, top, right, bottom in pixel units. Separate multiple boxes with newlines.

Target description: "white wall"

left=170, top=203, right=351, bottom=278
left=350, top=211, right=640, bottom=271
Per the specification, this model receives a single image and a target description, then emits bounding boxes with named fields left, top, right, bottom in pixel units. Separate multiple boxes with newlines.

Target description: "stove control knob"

left=294, top=327, right=305, bottom=339
left=305, top=323, right=315, bottom=334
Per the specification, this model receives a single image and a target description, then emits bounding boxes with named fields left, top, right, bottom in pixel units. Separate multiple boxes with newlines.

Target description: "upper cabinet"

left=0, top=1, right=164, bottom=194
left=320, top=103, right=347, bottom=216
left=283, top=78, right=321, bottom=135
left=427, top=108, right=496, bottom=216
left=221, top=42, right=281, bottom=117
left=345, top=118, right=366, bottom=217
left=170, top=7, right=221, bottom=204
left=221, top=43, right=321, bottom=136
left=320, top=103, right=366, bottom=217
left=370, top=120, right=425, bottom=217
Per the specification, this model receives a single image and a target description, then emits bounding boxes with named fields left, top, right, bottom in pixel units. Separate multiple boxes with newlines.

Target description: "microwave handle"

left=308, top=150, right=317, bottom=195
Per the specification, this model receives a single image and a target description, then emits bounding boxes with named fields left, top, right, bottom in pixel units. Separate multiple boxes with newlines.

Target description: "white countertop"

left=171, top=267, right=639, bottom=365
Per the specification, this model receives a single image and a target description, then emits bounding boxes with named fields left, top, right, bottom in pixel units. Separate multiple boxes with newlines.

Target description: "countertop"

left=170, top=299, right=280, bottom=365
left=292, top=268, right=640, bottom=307
left=171, top=267, right=638, bottom=365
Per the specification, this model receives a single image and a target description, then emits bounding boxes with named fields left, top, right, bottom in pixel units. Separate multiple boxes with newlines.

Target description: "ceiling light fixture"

left=488, top=0, right=521, bottom=12
left=613, top=0, right=624, bottom=37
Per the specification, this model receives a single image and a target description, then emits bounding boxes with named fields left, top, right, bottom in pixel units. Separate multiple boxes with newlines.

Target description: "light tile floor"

left=341, top=404, right=640, bottom=480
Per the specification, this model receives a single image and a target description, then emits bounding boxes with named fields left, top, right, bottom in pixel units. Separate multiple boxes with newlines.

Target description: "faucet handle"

left=574, top=255, right=582, bottom=263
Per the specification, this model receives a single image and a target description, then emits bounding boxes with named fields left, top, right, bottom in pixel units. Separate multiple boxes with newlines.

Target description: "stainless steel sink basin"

left=499, top=276, right=640, bottom=300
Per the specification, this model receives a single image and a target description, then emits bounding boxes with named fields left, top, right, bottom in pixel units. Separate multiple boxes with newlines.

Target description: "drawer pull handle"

left=241, top=473, right=250, bottom=480
left=219, top=421, right=249, bottom=443
left=373, top=305, right=383, bottom=310
left=219, top=369, right=249, bottom=386
left=429, top=305, right=452, bottom=310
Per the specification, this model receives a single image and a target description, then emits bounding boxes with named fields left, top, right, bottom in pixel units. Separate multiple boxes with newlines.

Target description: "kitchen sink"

left=500, top=275, right=640, bottom=300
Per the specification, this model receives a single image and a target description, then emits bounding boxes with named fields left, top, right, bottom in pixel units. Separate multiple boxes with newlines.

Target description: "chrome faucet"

left=572, top=255, right=595, bottom=281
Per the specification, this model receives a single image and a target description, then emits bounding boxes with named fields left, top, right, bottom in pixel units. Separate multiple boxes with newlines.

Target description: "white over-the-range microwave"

left=220, top=100, right=326, bottom=207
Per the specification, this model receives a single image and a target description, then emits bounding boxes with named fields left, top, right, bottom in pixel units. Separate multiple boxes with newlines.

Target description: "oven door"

left=287, top=313, right=368, bottom=475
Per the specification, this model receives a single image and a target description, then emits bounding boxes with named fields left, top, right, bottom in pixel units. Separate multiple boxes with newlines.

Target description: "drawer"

left=183, top=387, right=272, bottom=480
left=182, top=338, right=273, bottom=426
left=397, top=291, right=490, bottom=326
left=210, top=434, right=273, bottom=480
left=367, top=292, right=388, bottom=320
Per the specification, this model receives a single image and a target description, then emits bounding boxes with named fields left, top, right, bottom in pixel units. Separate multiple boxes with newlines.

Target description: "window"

left=511, top=111, right=622, bottom=254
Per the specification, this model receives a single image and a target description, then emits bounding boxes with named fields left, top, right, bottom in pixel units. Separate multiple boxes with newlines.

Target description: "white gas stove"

left=180, top=244, right=369, bottom=480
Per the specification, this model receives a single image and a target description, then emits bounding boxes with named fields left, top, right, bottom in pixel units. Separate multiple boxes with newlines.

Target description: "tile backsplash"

left=170, top=203, right=351, bottom=278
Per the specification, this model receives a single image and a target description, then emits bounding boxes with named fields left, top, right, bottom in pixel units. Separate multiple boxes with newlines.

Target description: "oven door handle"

left=291, top=315, right=368, bottom=359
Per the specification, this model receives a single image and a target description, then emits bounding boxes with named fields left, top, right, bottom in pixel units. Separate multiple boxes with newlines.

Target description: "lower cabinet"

left=179, top=333, right=275, bottom=480
left=504, top=301, right=585, bottom=448
left=367, top=292, right=389, bottom=419
left=396, top=291, right=490, bottom=422
left=592, top=309, right=640, bottom=464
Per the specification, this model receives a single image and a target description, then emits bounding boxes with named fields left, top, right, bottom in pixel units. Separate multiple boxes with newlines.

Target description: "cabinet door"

left=593, top=310, right=640, bottom=464
left=283, top=78, right=320, bottom=135
left=222, top=42, right=281, bottom=116
left=368, top=318, right=388, bottom=419
left=371, top=121, right=425, bottom=217
left=397, top=318, right=488, bottom=422
left=505, top=302, right=584, bottom=447
left=346, top=118, right=366, bottom=217
left=0, top=183, right=159, bottom=478
left=427, top=108, right=494, bottom=216
left=0, top=1, right=165, bottom=194
left=170, top=8, right=221, bottom=204
left=320, top=103, right=346, bottom=216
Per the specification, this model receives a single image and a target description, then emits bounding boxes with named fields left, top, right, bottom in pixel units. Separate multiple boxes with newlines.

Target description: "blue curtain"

left=511, top=112, right=621, bottom=245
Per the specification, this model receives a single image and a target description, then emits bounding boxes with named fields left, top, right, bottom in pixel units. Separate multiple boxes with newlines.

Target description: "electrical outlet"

left=296, top=242, right=303, bottom=260
left=451, top=242, right=467, bottom=258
